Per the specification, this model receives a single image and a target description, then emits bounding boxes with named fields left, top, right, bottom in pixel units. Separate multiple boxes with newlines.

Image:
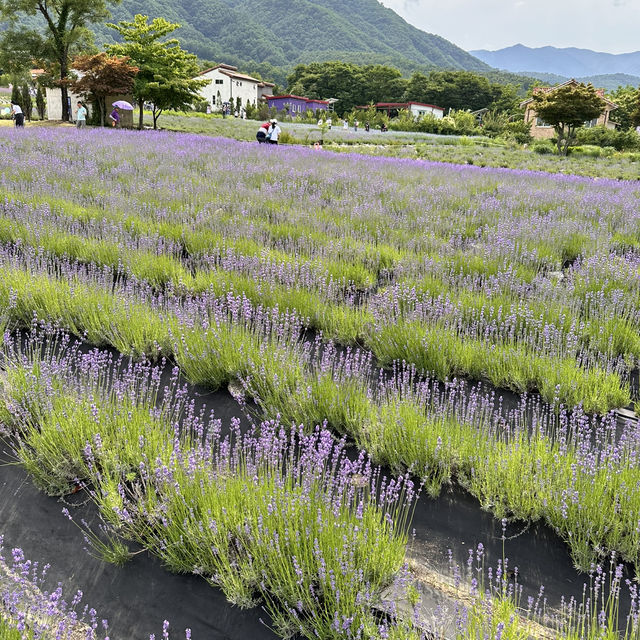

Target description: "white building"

left=358, top=102, right=444, bottom=120
left=406, top=102, right=444, bottom=119
left=197, top=64, right=274, bottom=110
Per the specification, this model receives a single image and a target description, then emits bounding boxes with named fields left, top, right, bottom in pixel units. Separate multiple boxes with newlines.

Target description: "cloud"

left=381, top=0, right=639, bottom=53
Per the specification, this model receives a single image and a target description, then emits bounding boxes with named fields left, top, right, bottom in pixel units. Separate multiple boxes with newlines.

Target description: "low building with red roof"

left=357, top=102, right=444, bottom=119
left=266, top=94, right=329, bottom=115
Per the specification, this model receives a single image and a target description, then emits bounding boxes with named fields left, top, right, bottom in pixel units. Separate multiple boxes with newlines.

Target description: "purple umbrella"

left=112, top=100, right=134, bottom=110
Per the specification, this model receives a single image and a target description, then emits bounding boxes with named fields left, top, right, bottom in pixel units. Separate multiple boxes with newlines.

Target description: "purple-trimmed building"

left=266, top=94, right=329, bottom=115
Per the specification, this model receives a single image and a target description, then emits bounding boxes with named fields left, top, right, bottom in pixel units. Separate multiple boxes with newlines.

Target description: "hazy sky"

left=380, top=0, right=640, bottom=53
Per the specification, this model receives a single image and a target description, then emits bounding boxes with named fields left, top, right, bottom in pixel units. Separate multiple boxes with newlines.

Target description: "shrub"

left=569, top=144, right=617, bottom=158
left=502, top=119, right=532, bottom=144
left=531, top=140, right=555, bottom=154
left=575, top=125, right=640, bottom=151
left=451, top=109, right=478, bottom=135
left=193, top=98, right=209, bottom=113
left=278, top=130, right=297, bottom=144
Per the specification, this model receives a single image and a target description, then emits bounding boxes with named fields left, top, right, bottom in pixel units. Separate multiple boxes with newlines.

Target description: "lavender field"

left=2, top=127, right=640, bottom=639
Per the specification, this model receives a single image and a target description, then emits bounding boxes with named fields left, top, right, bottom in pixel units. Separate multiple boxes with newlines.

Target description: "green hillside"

left=514, top=71, right=640, bottom=92
left=91, top=0, right=488, bottom=82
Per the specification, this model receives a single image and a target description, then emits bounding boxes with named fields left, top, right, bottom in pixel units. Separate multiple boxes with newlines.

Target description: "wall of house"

left=409, top=105, right=444, bottom=119
left=199, top=69, right=259, bottom=109
left=267, top=98, right=326, bottom=114
left=525, top=105, right=616, bottom=139
left=268, top=98, right=302, bottom=113
left=257, top=85, right=274, bottom=101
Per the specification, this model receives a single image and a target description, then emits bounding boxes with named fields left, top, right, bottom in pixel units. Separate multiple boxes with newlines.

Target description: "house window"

left=536, top=116, right=552, bottom=127
left=584, top=118, right=599, bottom=128
left=215, top=79, right=223, bottom=85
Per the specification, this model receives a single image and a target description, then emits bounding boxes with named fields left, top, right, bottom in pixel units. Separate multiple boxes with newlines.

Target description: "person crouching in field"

left=11, top=102, right=24, bottom=127
left=256, top=120, right=270, bottom=143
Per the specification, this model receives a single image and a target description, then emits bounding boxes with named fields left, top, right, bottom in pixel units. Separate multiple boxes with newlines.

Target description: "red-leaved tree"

left=71, top=53, right=138, bottom=126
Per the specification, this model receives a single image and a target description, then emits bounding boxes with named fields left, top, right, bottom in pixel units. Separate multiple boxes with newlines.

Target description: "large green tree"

left=404, top=70, right=517, bottom=113
left=287, top=62, right=406, bottom=114
left=632, top=88, right=640, bottom=129
left=107, top=15, right=207, bottom=130
left=532, top=83, right=606, bottom=155
left=609, top=85, right=639, bottom=130
left=0, top=0, right=119, bottom=121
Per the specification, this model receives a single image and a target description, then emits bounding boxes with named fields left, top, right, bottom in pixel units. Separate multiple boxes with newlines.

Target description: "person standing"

left=76, top=102, right=87, bottom=128
left=267, top=119, right=281, bottom=145
left=354, top=119, right=359, bottom=132
left=110, top=106, right=120, bottom=128
left=11, top=101, right=24, bottom=128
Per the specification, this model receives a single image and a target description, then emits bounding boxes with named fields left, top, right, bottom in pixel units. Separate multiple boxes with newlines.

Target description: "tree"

left=35, top=85, right=46, bottom=120
left=404, top=70, right=512, bottom=113
left=610, top=85, right=640, bottom=130
left=0, top=0, right=119, bottom=122
left=632, top=88, right=640, bottom=129
left=107, top=15, right=208, bottom=130
left=70, top=53, right=138, bottom=126
left=286, top=62, right=406, bottom=115
left=10, top=83, right=20, bottom=106
left=21, top=84, right=32, bottom=120
left=532, top=82, right=606, bottom=155
left=405, top=71, right=491, bottom=111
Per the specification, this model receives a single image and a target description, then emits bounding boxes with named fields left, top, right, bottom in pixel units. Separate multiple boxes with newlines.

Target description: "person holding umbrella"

left=110, top=100, right=134, bottom=128
left=110, top=106, right=120, bottom=128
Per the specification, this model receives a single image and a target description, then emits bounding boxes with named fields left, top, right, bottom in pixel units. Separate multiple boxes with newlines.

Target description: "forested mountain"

left=471, top=44, right=640, bottom=79
left=91, top=0, right=489, bottom=82
left=512, top=71, right=640, bottom=92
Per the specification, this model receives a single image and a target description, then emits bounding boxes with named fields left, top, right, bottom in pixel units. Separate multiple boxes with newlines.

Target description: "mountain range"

left=509, top=72, right=640, bottom=92
left=471, top=44, right=640, bottom=81
left=92, top=0, right=489, bottom=83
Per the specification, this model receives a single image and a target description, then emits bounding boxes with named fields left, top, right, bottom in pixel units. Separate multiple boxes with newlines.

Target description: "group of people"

left=76, top=102, right=121, bottom=128
left=9, top=99, right=122, bottom=129
left=256, top=119, right=282, bottom=144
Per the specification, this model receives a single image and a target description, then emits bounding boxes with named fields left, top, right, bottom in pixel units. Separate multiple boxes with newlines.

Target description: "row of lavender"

left=0, top=245, right=638, bottom=576
left=3, top=332, right=640, bottom=640
left=1, top=130, right=640, bottom=412
left=2, top=128, right=640, bottom=636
